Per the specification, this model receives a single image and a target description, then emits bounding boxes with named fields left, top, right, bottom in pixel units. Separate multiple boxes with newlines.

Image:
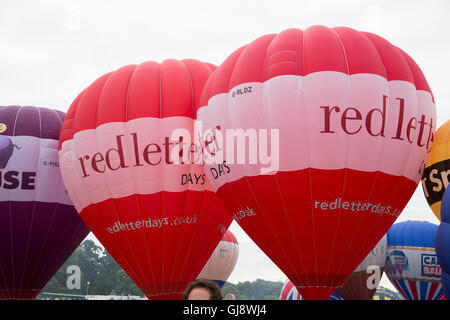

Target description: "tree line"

left=40, top=240, right=284, bottom=300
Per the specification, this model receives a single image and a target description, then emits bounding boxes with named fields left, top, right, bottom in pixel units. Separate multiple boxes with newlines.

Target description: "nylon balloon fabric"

left=196, top=26, right=436, bottom=299
left=422, top=120, right=450, bottom=221
left=279, top=280, right=343, bottom=300
left=197, top=229, right=239, bottom=287
left=385, top=221, right=443, bottom=300
left=335, top=234, right=387, bottom=300
left=0, top=106, right=89, bottom=299
left=58, top=59, right=232, bottom=300
left=279, top=279, right=304, bottom=300
left=442, top=271, right=450, bottom=299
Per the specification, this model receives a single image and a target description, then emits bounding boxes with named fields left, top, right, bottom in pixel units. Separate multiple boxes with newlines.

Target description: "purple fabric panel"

left=0, top=201, right=89, bottom=292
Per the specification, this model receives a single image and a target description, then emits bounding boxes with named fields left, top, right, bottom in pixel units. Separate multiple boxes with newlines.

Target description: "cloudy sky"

left=2, top=0, right=449, bottom=293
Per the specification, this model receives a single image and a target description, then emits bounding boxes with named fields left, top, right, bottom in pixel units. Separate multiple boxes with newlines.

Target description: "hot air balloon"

left=328, top=291, right=344, bottom=300
left=279, top=279, right=303, bottom=300
left=422, top=120, right=450, bottom=221
left=58, top=59, right=232, bottom=300
left=335, top=234, right=387, bottom=300
left=223, top=293, right=237, bottom=300
left=442, top=271, right=450, bottom=299
left=372, top=286, right=403, bottom=300
left=279, top=280, right=343, bottom=300
left=436, top=184, right=450, bottom=299
left=0, top=106, right=89, bottom=300
left=385, top=220, right=443, bottom=300
left=196, top=26, right=436, bottom=299
left=197, top=229, right=239, bottom=287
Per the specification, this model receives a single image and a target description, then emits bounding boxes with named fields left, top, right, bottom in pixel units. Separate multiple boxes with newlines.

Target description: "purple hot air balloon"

left=0, top=106, right=89, bottom=299
left=0, top=136, right=20, bottom=169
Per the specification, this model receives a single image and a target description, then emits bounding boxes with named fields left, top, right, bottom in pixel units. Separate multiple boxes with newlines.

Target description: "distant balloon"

left=328, top=291, right=344, bottom=300
left=279, top=280, right=343, bottom=300
left=223, top=293, right=237, bottom=300
left=372, top=286, right=403, bottom=300
left=0, top=106, right=89, bottom=300
left=422, top=120, right=450, bottom=221
left=385, top=221, right=443, bottom=300
left=196, top=25, right=436, bottom=300
left=442, top=271, right=450, bottom=299
left=197, top=230, right=239, bottom=287
left=335, top=234, right=387, bottom=300
left=58, top=59, right=232, bottom=299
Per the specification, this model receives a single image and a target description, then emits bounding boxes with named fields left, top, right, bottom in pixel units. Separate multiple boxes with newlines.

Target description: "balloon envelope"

left=422, top=120, right=450, bottom=221
left=279, top=280, right=342, bottom=300
left=0, top=106, right=89, bottom=299
left=372, top=286, right=403, bottom=300
left=223, top=293, right=237, bottom=300
left=436, top=186, right=450, bottom=275
left=196, top=26, right=435, bottom=299
left=442, top=271, right=450, bottom=299
left=436, top=222, right=450, bottom=274
left=385, top=220, right=443, bottom=300
left=435, top=160, right=450, bottom=301
left=58, top=59, right=232, bottom=299
left=279, top=279, right=303, bottom=300
left=335, top=234, right=387, bottom=300
left=197, top=229, right=239, bottom=287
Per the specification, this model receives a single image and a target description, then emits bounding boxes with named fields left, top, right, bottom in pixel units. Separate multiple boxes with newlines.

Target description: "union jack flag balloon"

left=442, top=272, right=450, bottom=299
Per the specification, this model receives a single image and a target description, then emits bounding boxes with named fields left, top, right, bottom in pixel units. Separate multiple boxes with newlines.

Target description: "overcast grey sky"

left=2, top=0, right=449, bottom=293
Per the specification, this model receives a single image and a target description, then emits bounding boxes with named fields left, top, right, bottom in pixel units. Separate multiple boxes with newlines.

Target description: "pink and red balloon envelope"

left=58, top=59, right=232, bottom=299
left=196, top=26, right=436, bottom=299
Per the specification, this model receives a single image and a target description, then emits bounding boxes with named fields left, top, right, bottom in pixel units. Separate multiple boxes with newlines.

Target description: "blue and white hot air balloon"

left=385, top=220, right=443, bottom=300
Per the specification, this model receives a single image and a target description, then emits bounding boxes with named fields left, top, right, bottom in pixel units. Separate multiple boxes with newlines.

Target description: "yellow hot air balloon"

left=422, top=120, right=450, bottom=221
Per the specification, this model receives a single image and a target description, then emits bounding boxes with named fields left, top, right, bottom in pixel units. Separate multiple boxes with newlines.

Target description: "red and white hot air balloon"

left=196, top=26, right=436, bottom=299
left=197, top=229, right=239, bottom=287
left=58, top=59, right=232, bottom=299
left=335, top=234, right=387, bottom=300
